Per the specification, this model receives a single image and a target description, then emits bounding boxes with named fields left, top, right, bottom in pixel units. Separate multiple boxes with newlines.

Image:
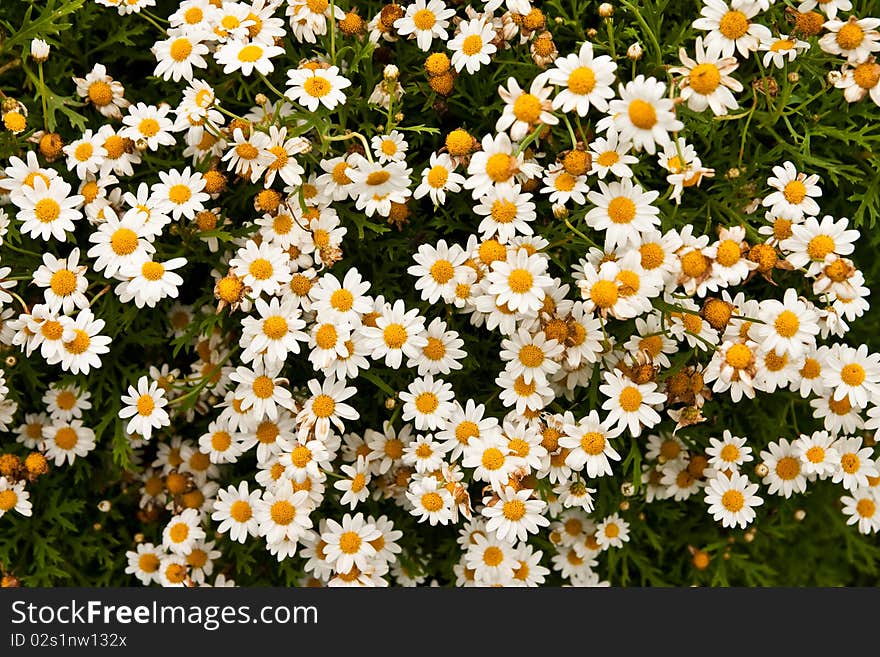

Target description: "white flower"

left=761, top=161, right=822, bottom=221
left=600, top=370, right=666, bottom=437
left=163, top=508, right=206, bottom=555
left=496, top=76, right=558, bottom=141
left=539, top=41, right=617, bottom=115
left=255, top=488, right=314, bottom=545
left=15, top=176, right=83, bottom=242
left=394, top=0, right=456, bottom=51
left=285, top=65, right=351, bottom=112
left=215, top=39, right=284, bottom=76
left=670, top=36, right=742, bottom=116
left=482, top=486, right=549, bottom=543
left=119, top=375, right=170, bottom=440
left=152, top=33, right=209, bottom=82
left=211, top=481, right=261, bottom=543
left=296, top=375, right=359, bottom=441
left=559, top=410, right=623, bottom=477
left=600, top=75, right=683, bottom=154
left=485, top=248, right=554, bottom=314
left=399, top=374, right=455, bottom=431
left=704, top=471, right=763, bottom=528
left=0, top=477, right=32, bottom=518
left=448, top=18, right=497, bottom=74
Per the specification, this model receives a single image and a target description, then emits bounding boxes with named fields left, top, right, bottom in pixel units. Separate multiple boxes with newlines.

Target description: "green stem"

left=561, top=113, right=578, bottom=148
left=605, top=17, right=616, bottom=60
left=258, top=72, right=288, bottom=101
left=37, top=61, right=48, bottom=132
left=359, top=369, right=396, bottom=397
left=564, top=217, right=598, bottom=247
left=619, top=0, right=662, bottom=66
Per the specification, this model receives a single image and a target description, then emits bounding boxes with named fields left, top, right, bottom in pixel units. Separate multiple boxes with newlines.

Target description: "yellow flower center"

left=518, top=344, right=545, bottom=368
left=366, top=170, right=391, bottom=186
left=0, top=489, right=17, bottom=511
left=485, top=152, right=514, bottom=182
left=63, top=329, right=91, bottom=355
left=840, top=452, right=860, bottom=474
left=853, top=62, right=880, bottom=89
left=715, top=240, right=741, bottom=267
left=513, top=93, right=542, bottom=123
left=138, top=118, right=160, bottom=138
left=856, top=498, right=876, bottom=518
left=721, top=489, right=744, bottom=512
left=689, top=63, right=721, bottom=95
left=770, top=39, right=795, bottom=52
left=579, top=431, right=605, bottom=456
left=338, top=531, right=362, bottom=554
left=412, top=8, right=436, bottom=30
left=54, top=427, right=78, bottom=450
left=513, top=375, right=535, bottom=396
left=430, top=259, right=455, bottom=284
left=502, top=499, right=526, bottom=521
left=508, top=268, right=534, bottom=293
left=88, top=81, right=114, bottom=106
left=725, top=343, right=752, bottom=369
left=141, top=261, right=165, bottom=281
left=49, top=269, right=78, bottom=296
left=35, top=198, right=61, bottom=223
left=719, top=10, right=749, bottom=40
left=775, top=456, right=800, bottom=480
left=169, top=523, right=189, bottom=543
left=414, top=392, right=439, bottom=414
left=312, top=394, right=336, bottom=418
left=783, top=180, right=807, bottom=204
left=681, top=250, right=708, bottom=278
left=836, top=22, right=865, bottom=50
left=481, top=447, right=505, bottom=470
left=237, top=44, right=263, bottom=63
left=607, top=196, right=637, bottom=224
left=170, top=38, right=193, bottom=62
left=168, top=183, right=192, bottom=204
left=426, top=165, right=448, bottom=188
left=251, top=375, right=275, bottom=399
left=211, top=431, right=232, bottom=451
left=840, top=363, right=866, bottom=386
left=774, top=310, right=800, bottom=338
left=136, top=394, right=155, bottom=416
left=554, top=172, right=577, bottom=192
left=455, top=421, right=479, bottom=445
left=618, top=386, right=643, bottom=412
left=490, top=199, right=518, bottom=224
left=270, top=500, right=296, bottom=525
left=303, top=76, right=331, bottom=98
left=628, top=99, right=657, bottom=129
left=590, top=279, right=618, bottom=309
left=461, top=34, right=484, bottom=56
left=249, top=258, right=274, bottom=280
left=421, top=491, right=443, bottom=511
left=383, top=323, right=408, bottom=349
left=568, top=66, right=596, bottom=94
left=806, top=234, right=835, bottom=261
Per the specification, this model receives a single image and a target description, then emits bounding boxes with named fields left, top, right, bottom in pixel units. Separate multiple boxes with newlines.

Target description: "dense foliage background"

left=0, top=0, right=878, bottom=586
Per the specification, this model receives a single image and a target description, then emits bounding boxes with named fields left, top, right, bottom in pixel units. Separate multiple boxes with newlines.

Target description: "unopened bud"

left=383, top=64, right=399, bottom=81
left=787, top=72, right=799, bottom=83
left=98, top=500, right=112, bottom=513
left=599, top=2, right=614, bottom=17
left=255, top=93, right=268, bottom=105
left=827, top=70, right=843, bottom=85
left=621, top=482, right=635, bottom=496
left=627, top=42, right=643, bottom=61
left=30, top=38, right=50, bottom=63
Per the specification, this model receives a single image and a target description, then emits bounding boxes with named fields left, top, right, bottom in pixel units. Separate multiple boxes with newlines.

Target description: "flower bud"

left=383, top=64, right=400, bottom=81
left=599, top=3, right=614, bottom=17
left=627, top=42, right=643, bottom=61
left=30, top=38, right=50, bottom=62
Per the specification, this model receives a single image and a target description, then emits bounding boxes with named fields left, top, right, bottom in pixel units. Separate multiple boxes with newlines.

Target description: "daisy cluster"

left=0, top=0, right=879, bottom=587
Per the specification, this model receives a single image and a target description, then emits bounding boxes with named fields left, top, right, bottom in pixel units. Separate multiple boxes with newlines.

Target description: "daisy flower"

left=151, top=167, right=209, bottom=220
left=755, top=288, right=820, bottom=360
left=152, top=33, right=209, bottom=82
left=42, top=419, right=97, bottom=466
left=361, top=299, right=427, bottom=369
left=399, top=375, right=455, bottom=432
left=211, top=481, right=261, bottom=543
left=600, top=370, right=667, bottom=437
left=704, top=471, right=763, bottom=528
left=119, top=375, right=170, bottom=440
left=462, top=433, right=523, bottom=491
left=72, top=63, right=130, bottom=119
left=835, top=57, right=880, bottom=107
left=124, top=543, right=162, bottom=585
left=474, top=183, right=536, bottom=244
left=539, top=40, right=617, bottom=115
left=263, top=125, right=307, bottom=188
left=559, top=410, right=623, bottom=477
left=585, top=178, right=661, bottom=251
left=334, top=456, right=372, bottom=509
left=255, top=488, right=314, bottom=545
left=406, top=475, right=455, bottom=526
left=496, top=76, right=558, bottom=141
left=760, top=438, right=808, bottom=498
left=43, top=383, right=92, bottom=421
left=485, top=248, right=553, bottom=314
left=51, top=308, right=112, bottom=375
left=499, top=328, right=563, bottom=385
left=229, top=364, right=295, bottom=422
left=780, top=215, right=858, bottom=276
left=761, top=161, right=821, bottom=221
left=222, top=128, right=273, bottom=183
left=346, top=159, right=412, bottom=218
left=394, top=0, right=455, bottom=51
left=822, top=344, right=880, bottom=409
left=408, top=240, right=472, bottom=305
left=32, top=248, right=89, bottom=314
left=62, top=129, right=107, bottom=179
left=706, top=430, right=753, bottom=474
left=0, top=477, right=32, bottom=518
left=414, top=152, right=466, bottom=205
left=163, top=508, right=206, bottom=555
left=588, top=131, right=639, bottom=179
left=285, top=65, right=351, bottom=112
left=464, top=132, right=539, bottom=199
left=595, top=513, right=630, bottom=550
left=121, top=102, right=175, bottom=151
left=448, top=17, right=497, bottom=74
left=601, top=75, right=683, bottom=155
left=15, top=176, right=83, bottom=242
left=759, top=34, right=810, bottom=69
left=541, top=163, right=589, bottom=206
left=832, top=437, right=880, bottom=492
left=370, top=130, right=409, bottom=164
left=482, top=486, right=549, bottom=543
left=465, top=533, right=518, bottom=585
left=321, top=513, right=381, bottom=575
left=199, top=420, right=244, bottom=464
left=215, top=39, right=284, bottom=76
left=797, top=0, right=851, bottom=19
left=408, top=317, right=467, bottom=376
left=157, top=555, right=189, bottom=588
left=841, top=492, right=880, bottom=534
left=692, top=0, right=772, bottom=59
left=229, top=239, right=292, bottom=298
left=819, top=16, right=880, bottom=64
left=296, top=375, right=359, bottom=441
left=436, top=399, right=503, bottom=461
left=365, top=421, right=413, bottom=475
left=117, top=257, right=188, bottom=309
left=240, top=296, right=308, bottom=367
left=670, top=36, right=742, bottom=116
